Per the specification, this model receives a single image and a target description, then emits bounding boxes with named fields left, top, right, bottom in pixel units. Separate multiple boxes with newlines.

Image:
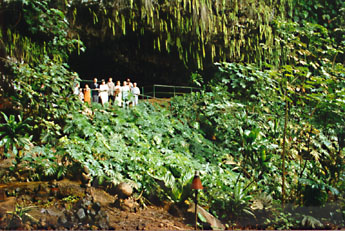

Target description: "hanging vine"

left=66, top=0, right=294, bottom=69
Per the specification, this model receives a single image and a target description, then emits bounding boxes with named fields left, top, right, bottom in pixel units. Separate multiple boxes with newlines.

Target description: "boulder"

left=90, top=187, right=115, bottom=206
left=57, top=179, right=85, bottom=198
left=27, top=207, right=63, bottom=228
left=116, top=182, right=133, bottom=198
left=187, top=202, right=225, bottom=230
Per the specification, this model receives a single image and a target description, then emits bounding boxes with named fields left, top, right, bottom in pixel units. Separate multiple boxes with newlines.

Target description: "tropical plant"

left=264, top=210, right=296, bottom=230
left=6, top=204, right=38, bottom=226
left=301, top=215, right=323, bottom=229
left=0, top=112, right=32, bottom=158
left=22, top=145, right=67, bottom=181
left=0, top=0, right=344, bottom=229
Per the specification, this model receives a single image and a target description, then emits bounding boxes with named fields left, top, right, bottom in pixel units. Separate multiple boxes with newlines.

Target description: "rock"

left=99, top=217, right=109, bottom=229
left=70, top=214, right=77, bottom=223
left=120, top=198, right=139, bottom=212
left=94, top=213, right=101, bottom=221
left=117, top=182, right=133, bottom=198
left=82, top=172, right=91, bottom=187
left=58, top=214, right=68, bottom=225
left=83, top=223, right=91, bottom=230
left=15, top=187, right=21, bottom=194
left=136, top=223, right=146, bottom=230
left=98, top=209, right=107, bottom=217
left=31, top=223, right=38, bottom=230
left=80, top=197, right=92, bottom=209
left=92, top=202, right=101, bottom=212
left=0, top=197, right=16, bottom=217
left=83, top=166, right=90, bottom=174
left=90, top=187, right=115, bottom=206
left=35, top=185, right=51, bottom=201
left=187, top=202, right=225, bottom=230
left=24, top=222, right=32, bottom=230
left=77, top=208, right=86, bottom=220
left=124, top=198, right=135, bottom=208
left=117, top=199, right=130, bottom=212
left=29, top=182, right=43, bottom=195
left=56, top=179, right=85, bottom=198
left=32, top=207, right=64, bottom=228
left=56, top=190, right=111, bottom=230
left=20, top=194, right=32, bottom=203
left=0, top=214, right=14, bottom=229
left=90, top=208, right=97, bottom=217
left=0, top=188, right=6, bottom=201
left=86, top=215, right=93, bottom=224
left=40, top=219, right=47, bottom=229
left=46, top=207, right=64, bottom=217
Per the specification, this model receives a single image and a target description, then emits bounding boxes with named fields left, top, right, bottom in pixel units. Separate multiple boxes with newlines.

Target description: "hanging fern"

left=65, top=0, right=294, bottom=69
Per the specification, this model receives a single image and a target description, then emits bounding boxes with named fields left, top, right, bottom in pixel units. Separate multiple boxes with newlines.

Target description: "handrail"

left=153, top=84, right=201, bottom=90
left=152, top=84, right=201, bottom=98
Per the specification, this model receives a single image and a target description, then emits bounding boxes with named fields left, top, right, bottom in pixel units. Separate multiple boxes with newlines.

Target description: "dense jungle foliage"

left=0, top=0, right=345, bottom=229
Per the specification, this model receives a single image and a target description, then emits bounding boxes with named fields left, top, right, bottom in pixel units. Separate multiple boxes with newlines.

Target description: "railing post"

left=142, top=87, right=144, bottom=100
left=174, top=86, right=176, bottom=97
left=153, top=85, right=156, bottom=98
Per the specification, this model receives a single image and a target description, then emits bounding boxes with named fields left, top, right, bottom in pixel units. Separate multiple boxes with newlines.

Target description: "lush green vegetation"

left=0, top=0, right=344, bottom=229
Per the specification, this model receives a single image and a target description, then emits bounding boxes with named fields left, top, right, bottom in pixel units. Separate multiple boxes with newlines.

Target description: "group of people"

left=76, top=77, right=141, bottom=107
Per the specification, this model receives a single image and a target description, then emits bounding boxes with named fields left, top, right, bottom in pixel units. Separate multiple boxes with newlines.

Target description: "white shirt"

left=131, top=87, right=140, bottom=95
left=122, top=85, right=130, bottom=97
left=99, top=84, right=109, bottom=94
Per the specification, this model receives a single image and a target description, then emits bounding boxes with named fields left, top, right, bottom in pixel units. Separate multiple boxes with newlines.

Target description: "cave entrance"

left=68, top=32, right=192, bottom=88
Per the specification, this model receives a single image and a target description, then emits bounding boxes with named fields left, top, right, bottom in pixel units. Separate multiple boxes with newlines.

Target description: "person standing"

left=131, top=82, right=140, bottom=106
left=73, top=82, right=80, bottom=95
left=107, top=77, right=115, bottom=104
left=114, top=80, right=122, bottom=107
left=121, top=81, right=130, bottom=108
left=78, top=88, right=84, bottom=101
left=99, top=79, right=109, bottom=105
left=126, top=78, right=133, bottom=88
left=84, top=84, right=91, bottom=105
left=90, top=78, right=99, bottom=103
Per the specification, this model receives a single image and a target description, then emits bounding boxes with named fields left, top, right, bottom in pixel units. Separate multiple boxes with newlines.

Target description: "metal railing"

left=141, top=84, right=201, bottom=98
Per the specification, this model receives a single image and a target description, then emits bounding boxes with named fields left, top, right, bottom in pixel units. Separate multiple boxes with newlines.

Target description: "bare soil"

left=0, top=156, right=194, bottom=230
left=0, top=180, right=194, bottom=230
left=0, top=178, right=195, bottom=230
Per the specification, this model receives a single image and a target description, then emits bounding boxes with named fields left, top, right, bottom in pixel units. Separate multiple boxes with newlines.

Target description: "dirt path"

left=106, top=205, right=191, bottom=230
